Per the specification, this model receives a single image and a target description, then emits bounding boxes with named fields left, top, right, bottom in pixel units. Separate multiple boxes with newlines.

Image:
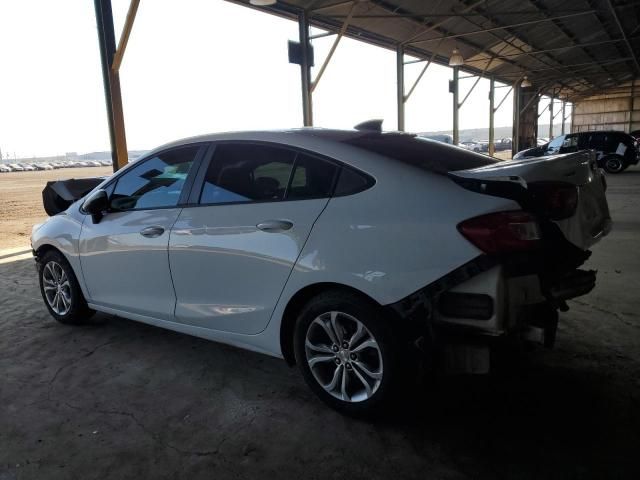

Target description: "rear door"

left=168, top=143, right=340, bottom=335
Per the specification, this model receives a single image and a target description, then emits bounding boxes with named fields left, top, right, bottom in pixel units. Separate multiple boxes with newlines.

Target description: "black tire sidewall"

left=293, top=291, right=399, bottom=416
left=38, top=250, right=92, bottom=324
left=602, top=155, right=625, bottom=174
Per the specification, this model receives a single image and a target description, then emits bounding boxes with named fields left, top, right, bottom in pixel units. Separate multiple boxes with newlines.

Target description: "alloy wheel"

left=304, top=311, right=383, bottom=402
left=42, top=261, right=72, bottom=316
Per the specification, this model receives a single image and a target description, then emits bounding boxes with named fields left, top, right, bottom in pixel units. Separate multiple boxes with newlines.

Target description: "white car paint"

left=31, top=129, right=609, bottom=360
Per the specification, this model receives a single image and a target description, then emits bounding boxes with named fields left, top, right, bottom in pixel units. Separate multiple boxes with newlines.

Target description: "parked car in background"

left=100, top=160, right=112, bottom=166
left=493, top=138, right=512, bottom=152
left=418, top=133, right=453, bottom=144
left=19, top=163, right=35, bottom=171
left=33, top=126, right=611, bottom=415
left=514, top=130, right=639, bottom=173
left=0, top=165, right=11, bottom=173
left=9, top=163, right=24, bottom=171
left=460, top=140, right=484, bottom=152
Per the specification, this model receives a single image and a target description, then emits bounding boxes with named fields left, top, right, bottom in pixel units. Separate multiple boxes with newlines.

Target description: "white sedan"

left=31, top=125, right=611, bottom=415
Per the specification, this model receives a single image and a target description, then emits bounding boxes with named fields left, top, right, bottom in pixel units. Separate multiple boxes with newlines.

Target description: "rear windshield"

left=343, top=133, right=500, bottom=174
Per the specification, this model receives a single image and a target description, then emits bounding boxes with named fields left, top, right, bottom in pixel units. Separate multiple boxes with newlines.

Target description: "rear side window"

left=343, top=134, right=499, bottom=174
left=200, top=144, right=295, bottom=204
left=335, top=167, right=374, bottom=196
left=588, top=133, right=606, bottom=149
left=287, top=154, right=339, bottom=200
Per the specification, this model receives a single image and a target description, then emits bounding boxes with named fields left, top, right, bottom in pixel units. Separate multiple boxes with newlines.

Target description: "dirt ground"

left=0, top=168, right=638, bottom=479
left=0, top=167, right=112, bottom=249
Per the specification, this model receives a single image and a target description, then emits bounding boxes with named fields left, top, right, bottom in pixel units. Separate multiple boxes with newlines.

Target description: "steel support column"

left=630, top=80, right=635, bottom=133
left=516, top=85, right=539, bottom=153
left=298, top=11, right=313, bottom=127
left=512, top=83, right=520, bottom=155
left=488, top=77, right=495, bottom=156
left=452, top=66, right=459, bottom=145
left=397, top=45, right=405, bottom=131
left=561, top=101, right=566, bottom=135
left=94, top=0, right=128, bottom=172
left=549, top=95, right=554, bottom=139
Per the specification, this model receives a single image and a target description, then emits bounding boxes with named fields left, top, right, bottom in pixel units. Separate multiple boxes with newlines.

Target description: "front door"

left=169, top=142, right=340, bottom=334
left=79, top=144, right=203, bottom=319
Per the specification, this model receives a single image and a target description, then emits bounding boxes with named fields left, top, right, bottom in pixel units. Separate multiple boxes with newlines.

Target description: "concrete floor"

left=1, top=173, right=639, bottom=480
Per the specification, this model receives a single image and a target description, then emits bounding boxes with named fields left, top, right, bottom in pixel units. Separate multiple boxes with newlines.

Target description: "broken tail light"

left=529, top=181, right=579, bottom=220
left=457, top=211, right=541, bottom=255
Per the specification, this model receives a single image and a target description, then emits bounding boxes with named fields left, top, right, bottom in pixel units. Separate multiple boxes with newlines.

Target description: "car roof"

left=574, top=130, right=630, bottom=136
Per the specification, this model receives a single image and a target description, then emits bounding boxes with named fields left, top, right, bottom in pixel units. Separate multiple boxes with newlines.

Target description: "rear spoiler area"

left=42, top=177, right=106, bottom=216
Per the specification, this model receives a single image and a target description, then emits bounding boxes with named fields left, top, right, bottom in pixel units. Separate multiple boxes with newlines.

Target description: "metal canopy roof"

left=233, top=0, right=640, bottom=101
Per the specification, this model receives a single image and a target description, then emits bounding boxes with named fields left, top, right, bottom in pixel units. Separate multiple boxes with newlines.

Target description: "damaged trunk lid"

left=449, top=150, right=612, bottom=250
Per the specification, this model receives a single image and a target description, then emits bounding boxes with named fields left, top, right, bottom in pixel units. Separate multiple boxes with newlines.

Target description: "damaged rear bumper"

left=388, top=247, right=598, bottom=372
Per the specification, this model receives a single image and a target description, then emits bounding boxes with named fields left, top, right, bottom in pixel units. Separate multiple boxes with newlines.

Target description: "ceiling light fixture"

left=521, top=76, right=532, bottom=88
left=448, top=48, right=464, bottom=67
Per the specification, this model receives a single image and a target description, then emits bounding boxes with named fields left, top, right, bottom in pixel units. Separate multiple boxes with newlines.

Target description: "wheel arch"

left=34, top=243, right=64, bottom=266
left=34, top=243, right=90, bottom=298
left=279, top=282, right=383, bottom=366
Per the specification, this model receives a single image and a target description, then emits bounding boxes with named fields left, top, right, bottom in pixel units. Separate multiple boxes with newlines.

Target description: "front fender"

left=31, top=205, right=88, bottom=299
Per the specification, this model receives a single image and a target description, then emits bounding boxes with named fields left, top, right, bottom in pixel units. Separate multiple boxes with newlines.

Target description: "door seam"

left=257, top=197, right=333, bottom=334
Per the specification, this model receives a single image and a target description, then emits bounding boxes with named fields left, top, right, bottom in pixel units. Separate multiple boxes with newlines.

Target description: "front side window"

left=547, top=135, right=565, bottom=152
left=562, top=134, right=579, bottom=148
left=110, top=145, right=199, bottom=211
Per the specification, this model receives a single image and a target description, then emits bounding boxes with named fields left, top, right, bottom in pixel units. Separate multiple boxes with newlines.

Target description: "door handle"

left=256, top=220, right=294, bottom=232
left=140, top=226, right=165, bottom=238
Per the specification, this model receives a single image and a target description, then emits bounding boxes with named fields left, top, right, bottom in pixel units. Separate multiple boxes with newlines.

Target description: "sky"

left=0, top=0, right=515, bottom=158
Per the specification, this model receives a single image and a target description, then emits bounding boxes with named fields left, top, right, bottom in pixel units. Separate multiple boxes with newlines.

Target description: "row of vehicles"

left=0, top=159, right=111, bottom=173
left=459, top=138, right=511, bottom=153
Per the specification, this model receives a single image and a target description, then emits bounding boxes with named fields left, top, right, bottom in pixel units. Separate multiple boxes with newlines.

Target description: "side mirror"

left=82, top=189, right=109, bottom=224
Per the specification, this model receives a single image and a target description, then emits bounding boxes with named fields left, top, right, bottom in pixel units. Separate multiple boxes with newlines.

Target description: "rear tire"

left=38, top=249, right=94, bottom=325
left=602, top=155, right=625, bottom=174
left=293, top=291, right=400, bottom=417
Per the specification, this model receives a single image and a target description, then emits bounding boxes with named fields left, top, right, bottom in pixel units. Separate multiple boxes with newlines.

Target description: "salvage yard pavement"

left=0, top=170, right=639, bottom=479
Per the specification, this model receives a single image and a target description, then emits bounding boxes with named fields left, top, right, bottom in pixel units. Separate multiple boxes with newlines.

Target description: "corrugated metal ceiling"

left=231, top=0, right=640, bottom=101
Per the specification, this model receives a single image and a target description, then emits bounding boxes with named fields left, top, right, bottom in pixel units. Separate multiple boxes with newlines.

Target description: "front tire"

left=293, top=291, right=399, bottom=416
left=38, top=250, right=94, bottom=324
left=602, top=155, right=625, bottom=174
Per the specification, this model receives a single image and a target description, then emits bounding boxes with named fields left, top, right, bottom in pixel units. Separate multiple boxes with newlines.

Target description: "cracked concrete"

left=1, top=172, right=639, bottom=479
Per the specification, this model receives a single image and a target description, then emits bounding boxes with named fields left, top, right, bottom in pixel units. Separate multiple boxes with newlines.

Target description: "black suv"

left=514, top=130, right=639, bottom=173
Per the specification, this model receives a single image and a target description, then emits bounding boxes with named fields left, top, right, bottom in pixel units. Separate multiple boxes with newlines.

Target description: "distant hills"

left=421, top=123, right=569, bottom=142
